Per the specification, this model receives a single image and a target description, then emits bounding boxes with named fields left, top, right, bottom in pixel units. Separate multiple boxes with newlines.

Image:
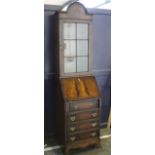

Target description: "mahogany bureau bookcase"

left=54, top=2, right=102, bottom=155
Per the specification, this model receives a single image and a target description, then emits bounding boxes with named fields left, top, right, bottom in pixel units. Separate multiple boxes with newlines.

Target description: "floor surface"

left=45, top=128, right=111, bottom=155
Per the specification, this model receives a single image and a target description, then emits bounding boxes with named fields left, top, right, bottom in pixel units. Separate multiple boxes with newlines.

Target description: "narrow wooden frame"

left=58, top=2, right=93, bottom=78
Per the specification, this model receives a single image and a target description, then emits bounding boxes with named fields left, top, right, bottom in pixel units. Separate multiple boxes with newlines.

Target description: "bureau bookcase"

left=54, top=2, right=102, bottom=155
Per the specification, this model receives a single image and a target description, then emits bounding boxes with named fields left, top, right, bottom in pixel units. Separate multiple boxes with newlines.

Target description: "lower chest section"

left=65, top=98, right=102, bottom=145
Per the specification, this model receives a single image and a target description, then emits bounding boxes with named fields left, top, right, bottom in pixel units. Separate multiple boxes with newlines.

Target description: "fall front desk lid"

left=60, top=76, right=100, bottom=101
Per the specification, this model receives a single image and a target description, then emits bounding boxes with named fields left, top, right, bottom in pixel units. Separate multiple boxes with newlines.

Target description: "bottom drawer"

left=68, top=131, right=99, bottom=143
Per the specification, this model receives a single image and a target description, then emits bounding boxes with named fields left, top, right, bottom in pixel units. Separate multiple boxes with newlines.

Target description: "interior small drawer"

left=69, top=101, right=98, bottom=112
left=68, top=131, right=99, bottom=143
left=68, top=110, right=99, bottom=123
left=68, top=120, right=99, bottom=133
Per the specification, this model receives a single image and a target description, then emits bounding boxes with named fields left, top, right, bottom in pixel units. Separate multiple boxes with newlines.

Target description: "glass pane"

left=77, top=23, right=88, bottom=39
left=64, top=40, right=76, bottom=57
left=64, top=23, right=76, bottom=39
left=77, top=40, right=88, bottom=56
left=77, top=57, right=88, bottom=72
left=64, top=57, right=76, bottom=73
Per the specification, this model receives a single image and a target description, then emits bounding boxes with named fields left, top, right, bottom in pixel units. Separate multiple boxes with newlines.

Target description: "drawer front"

left=68, top=111, right=99, bottom=123
left=68, top=131, right=99, bottom=143
left=68, top=121, right=99, bottom=133
left=69, top=101, right=98, bottom=112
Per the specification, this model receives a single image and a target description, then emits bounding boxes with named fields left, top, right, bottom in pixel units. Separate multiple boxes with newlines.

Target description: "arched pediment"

left=59, top=2, right=92, bottom=20
left=67, top=2, right=88, bottom=15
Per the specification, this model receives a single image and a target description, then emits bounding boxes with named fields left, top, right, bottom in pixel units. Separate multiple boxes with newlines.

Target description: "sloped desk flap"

left=60, top=76, right=100, bottom=101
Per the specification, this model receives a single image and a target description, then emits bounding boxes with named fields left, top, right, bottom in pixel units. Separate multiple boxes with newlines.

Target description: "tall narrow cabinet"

left=54, top=2, right=102, bottom=155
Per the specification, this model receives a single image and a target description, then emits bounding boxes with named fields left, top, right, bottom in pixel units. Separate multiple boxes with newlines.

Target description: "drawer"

left=68, top=110, right=99, bottom=123
left=68, top=131, right=99, bottom=143
left=69, top=101, right=98, bottom=112
left=68, top=120, right=99, bottom=133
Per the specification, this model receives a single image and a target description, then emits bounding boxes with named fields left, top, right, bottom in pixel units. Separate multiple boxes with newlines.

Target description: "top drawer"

left=69, top=101, right=98, bottom=112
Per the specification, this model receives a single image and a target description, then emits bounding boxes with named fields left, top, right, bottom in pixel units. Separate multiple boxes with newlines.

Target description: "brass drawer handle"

left=91, top=122, right=97, bottom=127
left=91, top=132, right=97, bottom=137
left=74, top=105, right=79, bottom=110
left=70, top=116, right=76, bottom=122
left=70, top=126, right=76, bottom=131
left=91, top=113, right=97, bottom=117
left=70, top=136, right=76, bottom=142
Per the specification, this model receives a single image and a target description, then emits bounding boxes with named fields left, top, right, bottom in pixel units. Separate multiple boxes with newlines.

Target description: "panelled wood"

left=68, top=130, right=99, bottom=142
left=68, top=110, right=99, bottom=122
left=68, top=119, right=99, bottom=132
left=69, top=101, right=98, bottom=111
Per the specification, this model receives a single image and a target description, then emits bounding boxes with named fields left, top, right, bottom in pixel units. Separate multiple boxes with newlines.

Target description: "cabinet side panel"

left=55, top=78, right=65, bottom=144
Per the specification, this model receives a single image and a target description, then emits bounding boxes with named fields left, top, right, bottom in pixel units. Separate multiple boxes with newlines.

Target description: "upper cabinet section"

left=58, top=2, right=93, bottom=77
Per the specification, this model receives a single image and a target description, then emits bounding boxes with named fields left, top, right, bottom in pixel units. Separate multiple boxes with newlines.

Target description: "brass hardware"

left=70, top=127, right=76, bottom=131
left=91, top=132, right=97, bottom=137
left=91, top=113, right=97, bottom=117
left=70, top=136, right=76, bottom=141
left=91, top=122, right=97, bottom=127
left=74, top=105, right=78, bottom=110
left=70, top=116, right=76, bottom=122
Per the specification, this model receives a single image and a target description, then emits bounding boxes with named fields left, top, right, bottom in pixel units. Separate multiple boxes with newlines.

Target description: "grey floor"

left=45, top=128, right=111, bottom=155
